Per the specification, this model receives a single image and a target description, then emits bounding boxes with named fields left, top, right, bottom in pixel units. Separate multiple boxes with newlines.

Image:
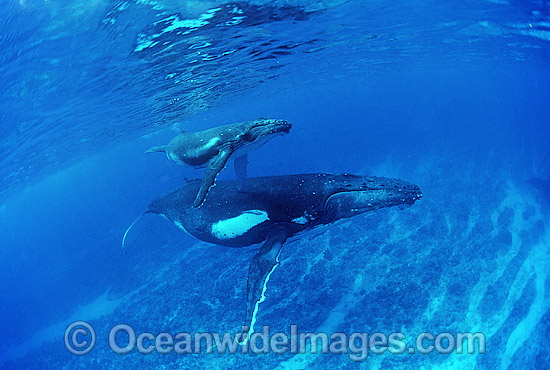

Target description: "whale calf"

left=146, top=118, right=292, bottom=207
left=141, top=173, right=422, bottom=341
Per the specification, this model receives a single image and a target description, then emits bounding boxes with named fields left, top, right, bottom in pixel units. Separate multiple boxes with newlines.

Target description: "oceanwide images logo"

left=64, top=322, right=486, bottom=361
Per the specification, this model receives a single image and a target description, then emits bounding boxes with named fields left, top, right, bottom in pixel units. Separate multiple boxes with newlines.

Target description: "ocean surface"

left=1, top=0, right=549, bottom=369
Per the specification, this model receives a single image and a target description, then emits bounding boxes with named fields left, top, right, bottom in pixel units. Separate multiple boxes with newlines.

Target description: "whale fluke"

left=121, top=213, right=146, bottom=253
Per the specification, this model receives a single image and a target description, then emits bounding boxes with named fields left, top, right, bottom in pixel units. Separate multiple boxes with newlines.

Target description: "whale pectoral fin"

left=241, top=228, right=289, bottom=343
left=192, top=148, right=232, bottom=208
left=234, top=154, right=248, bottom=190
left=145, top=145, right=167, bottom=154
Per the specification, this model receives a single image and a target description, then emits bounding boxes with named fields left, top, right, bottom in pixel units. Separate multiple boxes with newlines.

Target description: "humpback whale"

left=140, top=173, right=422, bottom=341
left=145, top=118, right=292, bottom=207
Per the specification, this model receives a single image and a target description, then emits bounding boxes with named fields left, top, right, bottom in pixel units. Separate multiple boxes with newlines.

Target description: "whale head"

left=321, top=174, right=422, bottom=222
left=240, top=118, right=292, bottom=144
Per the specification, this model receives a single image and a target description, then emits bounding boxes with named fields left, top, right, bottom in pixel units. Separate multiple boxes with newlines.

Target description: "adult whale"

left=141, top=173, right=422, bottom=341
left=146, top=118, right=292, bottom=207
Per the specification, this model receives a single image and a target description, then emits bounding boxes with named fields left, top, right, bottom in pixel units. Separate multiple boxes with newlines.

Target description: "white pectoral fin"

left=239, top=227, right=289, bottom=345
left=192, top=148, right=232, bottom=208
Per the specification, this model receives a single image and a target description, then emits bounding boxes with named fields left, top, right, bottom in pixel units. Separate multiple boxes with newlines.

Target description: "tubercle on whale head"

left=321, top=175, right=422, bottom=222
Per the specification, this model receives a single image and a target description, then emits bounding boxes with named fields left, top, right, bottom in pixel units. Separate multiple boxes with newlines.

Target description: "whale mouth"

left=264, top=122, right=291, bottom=135
left=276, top=121, right=292, bottom=134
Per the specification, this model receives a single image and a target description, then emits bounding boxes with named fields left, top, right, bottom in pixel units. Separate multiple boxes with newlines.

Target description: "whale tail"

left=145, top=145, right=167, bottom=154
left=121, top=212, right=147, bottom=254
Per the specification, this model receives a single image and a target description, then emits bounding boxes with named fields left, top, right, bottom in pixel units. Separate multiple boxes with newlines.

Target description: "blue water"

left=1, top=0, right=549, bottom=369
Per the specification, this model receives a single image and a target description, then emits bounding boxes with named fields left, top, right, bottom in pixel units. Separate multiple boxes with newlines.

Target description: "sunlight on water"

left=2, top=0, right=549, bottom=199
